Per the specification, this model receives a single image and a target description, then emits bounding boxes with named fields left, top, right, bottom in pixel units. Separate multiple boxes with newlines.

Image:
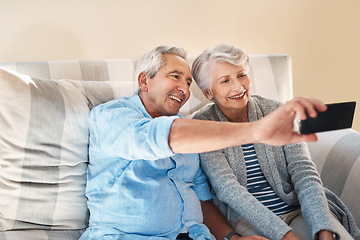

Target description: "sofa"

left=0, top=55, right=359, bottom=240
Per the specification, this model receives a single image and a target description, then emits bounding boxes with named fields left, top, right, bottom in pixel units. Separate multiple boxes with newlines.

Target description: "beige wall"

left=1, top=0, right=359, bottom=131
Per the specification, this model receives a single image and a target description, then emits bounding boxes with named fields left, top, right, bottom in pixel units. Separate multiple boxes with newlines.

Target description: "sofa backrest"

left=0, top=55, right=293, bottom=116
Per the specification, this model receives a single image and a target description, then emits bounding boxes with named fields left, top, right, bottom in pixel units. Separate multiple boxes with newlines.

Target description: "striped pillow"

left=0, top=67, right=134, bottom=231
left=307, top=129, right=360, bottom=226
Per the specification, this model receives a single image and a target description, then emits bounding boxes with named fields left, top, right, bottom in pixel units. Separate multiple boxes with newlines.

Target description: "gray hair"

left=136, top=45, right=187, bottom=80
left=191, top=43, right=250, bottom=91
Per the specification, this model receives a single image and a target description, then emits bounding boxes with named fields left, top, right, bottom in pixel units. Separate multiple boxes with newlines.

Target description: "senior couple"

left=80, top=44, right=359, bottom=240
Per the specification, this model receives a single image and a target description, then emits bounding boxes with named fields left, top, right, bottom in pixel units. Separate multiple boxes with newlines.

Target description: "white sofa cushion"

left=0, top=67, right=134, bottom=231
left=307, top=129, right=360, bottom=225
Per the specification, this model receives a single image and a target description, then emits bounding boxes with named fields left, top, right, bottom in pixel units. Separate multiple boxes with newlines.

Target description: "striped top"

left=242, top=143, right=299, bottom=216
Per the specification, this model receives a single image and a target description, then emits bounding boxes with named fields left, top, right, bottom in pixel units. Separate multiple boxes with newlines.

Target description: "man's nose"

left=177, top=80, right=189, bottom=94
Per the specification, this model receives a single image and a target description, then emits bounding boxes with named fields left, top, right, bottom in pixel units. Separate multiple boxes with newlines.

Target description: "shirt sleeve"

left=88, top=100, right=179, bottom=160
left=191, top=154, right=213, bottom=201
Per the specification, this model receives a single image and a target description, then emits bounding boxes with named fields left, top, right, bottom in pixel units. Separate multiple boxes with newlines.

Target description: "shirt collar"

left=130, top=94, right=152, bottom=118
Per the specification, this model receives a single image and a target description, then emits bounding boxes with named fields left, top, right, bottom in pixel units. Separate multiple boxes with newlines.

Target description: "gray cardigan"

left=193, top=95, right=359, bottom=240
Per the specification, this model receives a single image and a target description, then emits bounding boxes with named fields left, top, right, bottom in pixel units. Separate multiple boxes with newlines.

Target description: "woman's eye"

left=221, top=79, right=229, bottom=84
left=238, top=74, right=246, bottom=78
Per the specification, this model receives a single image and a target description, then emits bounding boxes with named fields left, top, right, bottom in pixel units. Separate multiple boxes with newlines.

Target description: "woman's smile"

left=228, top=90, right=247, bottom=100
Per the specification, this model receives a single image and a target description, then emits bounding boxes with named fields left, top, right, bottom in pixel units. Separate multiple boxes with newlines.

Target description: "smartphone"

left=299, top=101, right=356, bottom=134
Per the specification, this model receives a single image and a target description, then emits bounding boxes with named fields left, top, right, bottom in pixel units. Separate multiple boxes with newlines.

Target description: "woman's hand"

left=281, top=231, right=301, bottom=240
left=232, top=235, right=269, bottom=240
left=317, top=230, right=335, bottom=240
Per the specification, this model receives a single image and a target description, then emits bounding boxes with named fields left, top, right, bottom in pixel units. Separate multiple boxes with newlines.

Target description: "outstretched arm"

left=169, top=97, right=326, bottom=153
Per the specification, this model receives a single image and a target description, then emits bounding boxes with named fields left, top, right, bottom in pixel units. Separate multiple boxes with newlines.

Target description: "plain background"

left=1, top=0, right=359, bottom=131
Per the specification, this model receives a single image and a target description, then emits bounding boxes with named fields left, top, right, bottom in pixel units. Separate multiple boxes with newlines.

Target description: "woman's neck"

left=222, top=106, right=248, bottom=123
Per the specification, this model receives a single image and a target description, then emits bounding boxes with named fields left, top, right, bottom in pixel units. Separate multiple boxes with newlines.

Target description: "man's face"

left=140, top=54, right=192, bottom=118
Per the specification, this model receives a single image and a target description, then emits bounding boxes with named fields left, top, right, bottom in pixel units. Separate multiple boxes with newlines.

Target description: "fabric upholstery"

left=248, top=55, right=293, bottom=102
left=0, top=59, right=136, bottom=82
left=307, top=129, right=360, bottom=225
left=0, top=229, right=84, bottom=240
left=0, top=67, right=134, bottom=233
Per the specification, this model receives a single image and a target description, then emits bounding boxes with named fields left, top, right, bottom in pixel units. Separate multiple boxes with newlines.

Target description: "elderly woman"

left=191, top=44, right=359, bottom=240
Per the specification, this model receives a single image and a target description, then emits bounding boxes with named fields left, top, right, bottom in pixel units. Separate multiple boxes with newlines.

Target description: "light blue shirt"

left=80, top=94, right=214, bottom=240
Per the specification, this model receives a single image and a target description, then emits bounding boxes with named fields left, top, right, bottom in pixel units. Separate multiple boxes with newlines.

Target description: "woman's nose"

left=233, top=80, right=244, bottom=90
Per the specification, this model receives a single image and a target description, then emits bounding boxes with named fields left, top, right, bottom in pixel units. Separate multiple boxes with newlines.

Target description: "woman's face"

left=204, top=61, right=251, bottom=114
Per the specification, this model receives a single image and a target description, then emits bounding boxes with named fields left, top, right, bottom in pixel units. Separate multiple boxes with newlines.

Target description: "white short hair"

left=134, top=46, right=187, bottom=93
left=192, top=43, right=250, bottom=91
left=136, top=46, right=187, bottom=79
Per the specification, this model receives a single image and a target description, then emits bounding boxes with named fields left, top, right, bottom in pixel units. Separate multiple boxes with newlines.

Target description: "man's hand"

left=254, top=96, right=327, bottom=146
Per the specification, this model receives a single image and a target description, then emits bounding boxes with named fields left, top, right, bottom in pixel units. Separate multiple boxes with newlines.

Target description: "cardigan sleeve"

left=283, top=142, right=337, bottom=237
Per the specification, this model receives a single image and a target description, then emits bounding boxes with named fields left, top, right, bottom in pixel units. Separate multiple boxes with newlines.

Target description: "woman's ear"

left=202, top=89, right=214, bottom=100
left=138, top=72, right=149, bottom=92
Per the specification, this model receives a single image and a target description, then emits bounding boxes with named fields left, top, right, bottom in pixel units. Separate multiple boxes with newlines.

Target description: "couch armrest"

left=307, top=129, right=360, bottom=226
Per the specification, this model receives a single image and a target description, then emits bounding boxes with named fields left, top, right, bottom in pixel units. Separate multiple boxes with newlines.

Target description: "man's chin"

left=166, top=108, right=181, bottom=116
left=167, top=103, right=183, bottom=115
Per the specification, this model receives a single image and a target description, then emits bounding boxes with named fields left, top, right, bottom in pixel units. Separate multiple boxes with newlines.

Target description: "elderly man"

left=79, top=46, right=326, bottom=240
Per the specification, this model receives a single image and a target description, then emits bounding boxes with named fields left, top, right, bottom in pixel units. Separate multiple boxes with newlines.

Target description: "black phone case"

left=299, top=101, right=356, bottom=134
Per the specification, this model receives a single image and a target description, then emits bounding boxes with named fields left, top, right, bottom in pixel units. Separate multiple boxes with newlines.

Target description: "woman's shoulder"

left=252, top=94, right=282, bottom=105
left=192, top=103, right=217, bottom=121
left=251, top=95, right=283, bottom=112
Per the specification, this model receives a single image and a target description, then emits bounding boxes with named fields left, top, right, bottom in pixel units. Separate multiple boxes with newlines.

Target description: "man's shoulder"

left=93, top=95, right=137, bottom=111
left=89, top=95, right=140, bottom=121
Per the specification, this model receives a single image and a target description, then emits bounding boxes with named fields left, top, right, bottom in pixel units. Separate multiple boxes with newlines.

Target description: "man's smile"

left=168, top=94, right=183, bottom=103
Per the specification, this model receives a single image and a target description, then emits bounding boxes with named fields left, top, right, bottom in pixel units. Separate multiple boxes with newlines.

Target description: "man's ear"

left=202, top=89, right=214, bottom=100
left=138, top=72, right=149, bottom=92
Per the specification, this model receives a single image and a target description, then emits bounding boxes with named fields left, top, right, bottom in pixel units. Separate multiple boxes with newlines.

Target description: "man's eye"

left=171, top=74, right=180, bottom=79
left=187, top=81, right=192, bottom=86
